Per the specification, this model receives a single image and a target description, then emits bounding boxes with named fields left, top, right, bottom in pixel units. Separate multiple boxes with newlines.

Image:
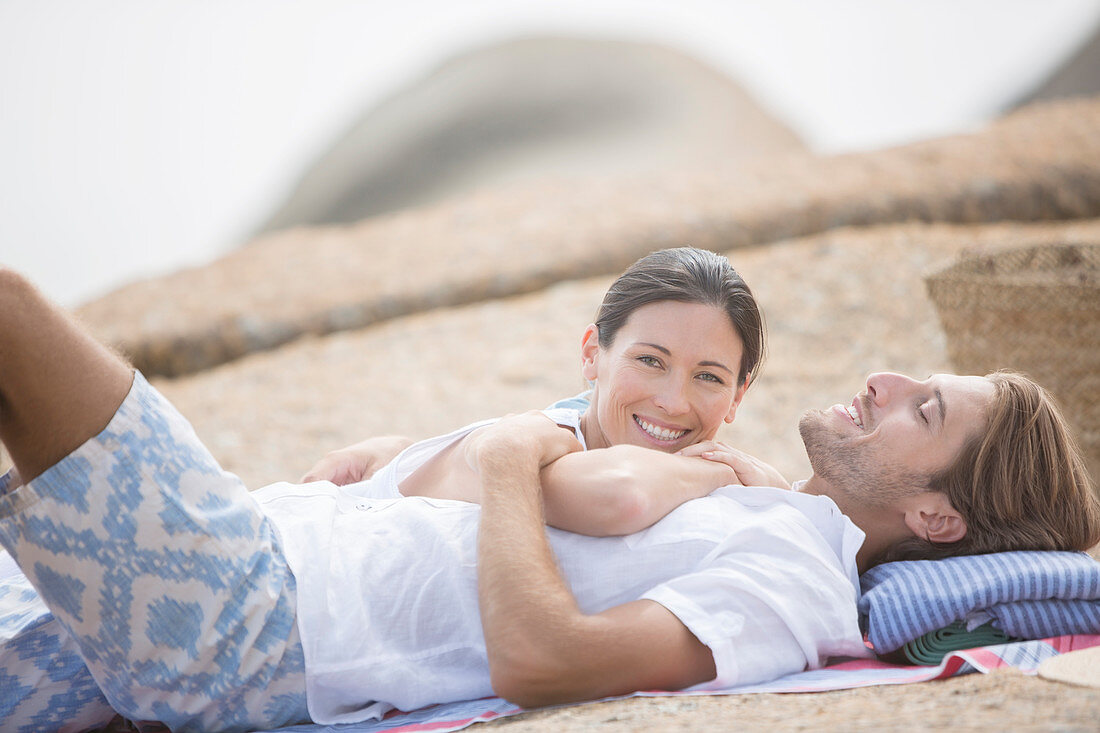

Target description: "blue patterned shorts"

left=0, top=372, right=309, bottom=732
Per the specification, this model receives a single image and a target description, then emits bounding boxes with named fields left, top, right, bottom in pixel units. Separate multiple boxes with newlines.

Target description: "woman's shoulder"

left=540, top=406, right=587, bottom=450
left=545, top=390, right=591, bottom=412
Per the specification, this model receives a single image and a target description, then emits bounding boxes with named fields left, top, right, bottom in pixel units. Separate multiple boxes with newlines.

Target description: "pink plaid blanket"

left=262, top=634, right=1100, bottom=733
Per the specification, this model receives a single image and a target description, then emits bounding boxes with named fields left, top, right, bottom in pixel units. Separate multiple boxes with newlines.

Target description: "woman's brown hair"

left=594, top=247, right=766, bottom=388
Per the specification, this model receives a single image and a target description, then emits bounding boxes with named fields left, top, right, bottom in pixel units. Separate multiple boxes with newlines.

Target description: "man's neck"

left=800, top=475, right=900, bottom=574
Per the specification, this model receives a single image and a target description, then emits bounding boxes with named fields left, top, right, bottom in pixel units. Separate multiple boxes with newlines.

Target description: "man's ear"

left=580, top=324, right=600, bottom=382
left=903, top=492, right=967, bottom=544
left=725, top=379, right=750, bottom=424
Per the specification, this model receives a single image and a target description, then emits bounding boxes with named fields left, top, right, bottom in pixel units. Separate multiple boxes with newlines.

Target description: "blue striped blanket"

left=859, top=551, right=1100, bottom=653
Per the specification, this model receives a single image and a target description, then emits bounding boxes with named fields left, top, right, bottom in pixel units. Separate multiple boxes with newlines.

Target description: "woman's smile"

left=633, top=415, right=690, bottom=444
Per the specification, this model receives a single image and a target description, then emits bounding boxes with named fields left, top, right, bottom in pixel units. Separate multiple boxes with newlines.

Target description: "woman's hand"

left=677, top=441, right=790, bottom=490
left=300, top=435, right=414, bottom=485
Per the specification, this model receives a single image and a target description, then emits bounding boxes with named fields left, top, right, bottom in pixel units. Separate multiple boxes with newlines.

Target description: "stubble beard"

left=798, top=409, right=923, bottom=509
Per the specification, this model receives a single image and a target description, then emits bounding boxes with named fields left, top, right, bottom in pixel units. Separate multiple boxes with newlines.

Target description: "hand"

left=465, top=411, right=582, bottom=471
left=676, top=441, right=790, bottom=490
left=300, top=435, right=414, bottom=485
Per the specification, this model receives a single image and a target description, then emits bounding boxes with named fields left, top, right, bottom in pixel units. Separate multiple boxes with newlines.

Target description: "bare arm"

left=398, top=429, right=738, bottom=536
left=539, top=444, right=737, bottom=536
left=472, top=414, right=717, bottom=708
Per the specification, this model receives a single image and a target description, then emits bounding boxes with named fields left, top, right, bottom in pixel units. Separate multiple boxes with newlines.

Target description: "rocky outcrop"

left=79, top=97, right=1100, bottom=377
left=155, top=217, right=1100, bottom=489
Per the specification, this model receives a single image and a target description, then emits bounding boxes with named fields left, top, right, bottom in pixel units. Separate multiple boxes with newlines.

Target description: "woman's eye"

left=918, top=401, right=929, bottom=423
left=637, top=355, right=661, bottom=368
left=697, top=372, right=723, bottom=384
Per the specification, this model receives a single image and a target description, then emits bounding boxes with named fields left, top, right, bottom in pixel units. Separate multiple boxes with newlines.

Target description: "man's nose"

left=866, top=372, right=920, bottom=405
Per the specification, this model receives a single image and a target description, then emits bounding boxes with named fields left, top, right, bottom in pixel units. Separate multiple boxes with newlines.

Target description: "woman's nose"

left=654, top=379, right=690, bottom=415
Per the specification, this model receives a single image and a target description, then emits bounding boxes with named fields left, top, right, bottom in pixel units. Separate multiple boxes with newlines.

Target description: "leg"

left=0, top=268, right=132, bottom=482
left=0, top=565, right=116, bottom=732
left=0, top=380, right=309, bottom=731
left=0, top=271, right=309, bottom=730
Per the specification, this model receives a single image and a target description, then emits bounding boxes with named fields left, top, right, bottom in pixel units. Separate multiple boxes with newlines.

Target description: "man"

left=464, top=370, right=1100, bottom=708
left=1, top=268, right=1097, bottom=731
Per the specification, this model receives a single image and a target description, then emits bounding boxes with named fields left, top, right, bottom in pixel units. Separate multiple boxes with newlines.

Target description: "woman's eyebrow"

left=636, top=342, right=671, bottom=355
left=936, top=387, right=946, bottom=427
left=699, top=360, right=733, bottom=374
left=635, top=343, right=732, bottom=374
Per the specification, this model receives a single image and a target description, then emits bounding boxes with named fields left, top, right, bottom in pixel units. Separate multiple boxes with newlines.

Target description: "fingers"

left=676, top=442, right=791, bottom=490
left=300, top=436, right=413, bottom=485
left=696, top=448, right=750, bottom=473
left=676, top=441, right=726, bottom=458
left=677, top=441, right=744, bottom=465
left=300, top=451, right=367, bottom=485
left=300, top=458, right=339, bottom=484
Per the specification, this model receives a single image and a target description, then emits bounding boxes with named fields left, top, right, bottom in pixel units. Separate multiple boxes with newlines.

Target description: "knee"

left=0, top=266, right=36, bottom=291
left=0, top=268, right=46, bottom=314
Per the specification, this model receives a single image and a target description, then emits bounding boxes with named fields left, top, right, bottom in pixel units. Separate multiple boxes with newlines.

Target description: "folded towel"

left=895, top=621, right=1015, bottom=666
left=859, top=551, right=1100, bottom=653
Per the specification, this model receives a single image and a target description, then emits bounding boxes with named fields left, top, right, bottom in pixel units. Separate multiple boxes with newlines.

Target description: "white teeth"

left=846, top=405, right=863, bottom=428
left=635, top=417, right=688, bottom=442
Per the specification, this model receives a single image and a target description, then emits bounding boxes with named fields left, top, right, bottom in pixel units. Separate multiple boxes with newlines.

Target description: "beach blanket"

left=258, top=634, right=1100, bottom=733
left=859, top=551, right=1100, bottom=653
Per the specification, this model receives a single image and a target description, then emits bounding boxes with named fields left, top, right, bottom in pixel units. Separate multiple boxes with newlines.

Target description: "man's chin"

left=797, top=409, right=828, bottom=448
left=798, top=409, right=854, bottom=487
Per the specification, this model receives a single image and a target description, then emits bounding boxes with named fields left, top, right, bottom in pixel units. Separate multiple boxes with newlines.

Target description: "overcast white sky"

left=2, top=0, right=1098, bottom=306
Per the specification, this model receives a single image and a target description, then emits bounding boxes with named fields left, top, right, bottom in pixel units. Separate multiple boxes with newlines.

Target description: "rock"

left=79, top=97, right=1100, bottom=378
left=154, top=217, right=1100, bottom=489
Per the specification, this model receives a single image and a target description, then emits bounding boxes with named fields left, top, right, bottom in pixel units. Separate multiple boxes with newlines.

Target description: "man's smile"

left=846, top=397, right=865, bottom=429
left=831, top=395, right=867, bottom=432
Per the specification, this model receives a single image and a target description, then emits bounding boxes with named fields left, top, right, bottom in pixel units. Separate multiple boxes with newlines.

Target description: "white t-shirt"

left=254, top=412, right=870, bottom=725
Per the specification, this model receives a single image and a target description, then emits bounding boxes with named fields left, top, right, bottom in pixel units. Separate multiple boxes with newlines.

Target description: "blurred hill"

left=255, top=37, right=804, bottom=231
left=1013, top=23, right=1100, bottom=107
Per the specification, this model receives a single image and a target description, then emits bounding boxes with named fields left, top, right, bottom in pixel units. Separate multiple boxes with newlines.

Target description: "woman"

left=302, top=247, right=785, bottom=535
left=0, top=247, right=786, bottom=731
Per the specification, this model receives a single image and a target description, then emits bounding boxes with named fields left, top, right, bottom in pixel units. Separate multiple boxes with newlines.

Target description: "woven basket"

left=925, top=242, right=1100, bottom=484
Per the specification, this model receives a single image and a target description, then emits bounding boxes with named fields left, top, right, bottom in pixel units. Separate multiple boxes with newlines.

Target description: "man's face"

left=799, top=373, right=995, bottom=507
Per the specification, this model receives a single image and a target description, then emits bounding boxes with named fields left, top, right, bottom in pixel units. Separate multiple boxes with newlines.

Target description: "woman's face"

left=580, top=300, right=748, bottom=452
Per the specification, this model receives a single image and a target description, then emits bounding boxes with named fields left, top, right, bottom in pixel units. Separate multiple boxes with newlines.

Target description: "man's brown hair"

left=882, top=371, right=1100, bottom=562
